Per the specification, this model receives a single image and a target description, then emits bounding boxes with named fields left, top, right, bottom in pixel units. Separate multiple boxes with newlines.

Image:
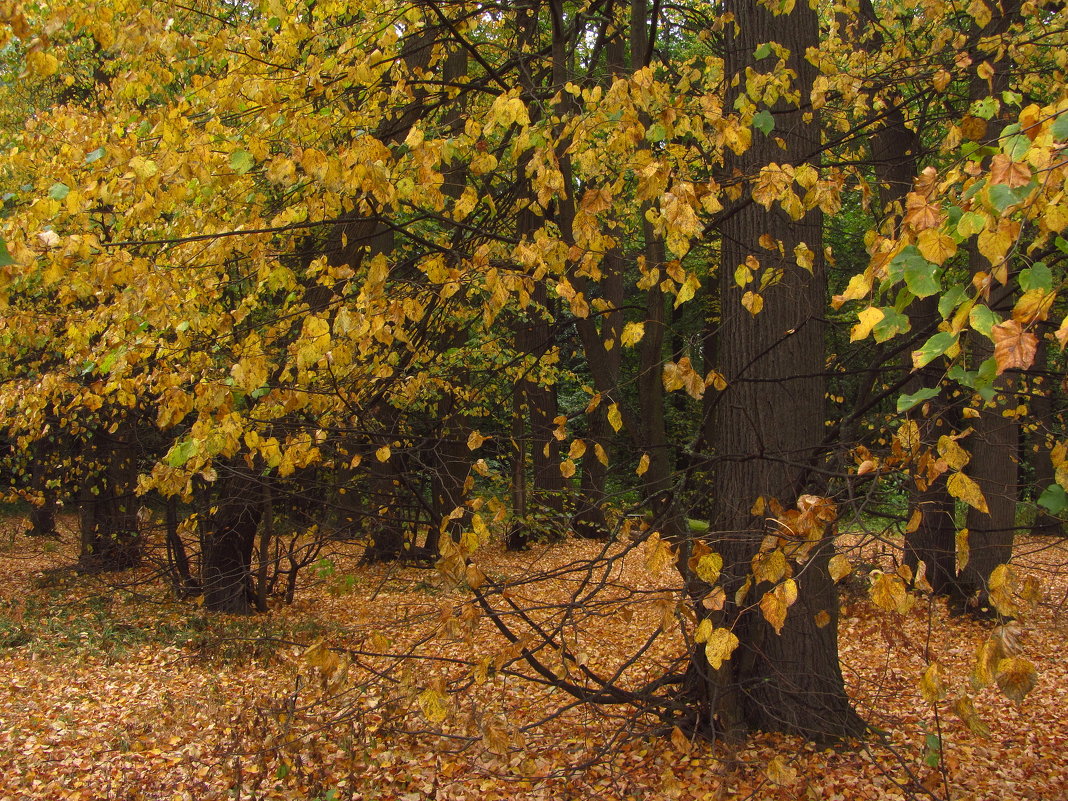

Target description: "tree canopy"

left=0, top=0, right=1067, bottom=781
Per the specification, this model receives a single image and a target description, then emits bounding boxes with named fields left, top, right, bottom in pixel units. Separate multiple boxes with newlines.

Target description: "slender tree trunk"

left=27, top=434, right=57, bottom=537
left=78, top=423, right=141, bottom=571
left=165, top=495, right=195, bottom=595
left=957, top=0, right=1023, bottom=612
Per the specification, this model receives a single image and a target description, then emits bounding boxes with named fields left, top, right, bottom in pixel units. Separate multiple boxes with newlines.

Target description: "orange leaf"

left=991, top=320, right=1038, bottom=373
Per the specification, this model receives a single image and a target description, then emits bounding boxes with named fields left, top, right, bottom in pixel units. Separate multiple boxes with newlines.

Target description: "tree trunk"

left=203, top=469, right=262, bottom=614
left=957, top=0, right=1023, bottom=612
left=694, top=0, right=863, bottom=741
left=78, top=423, right=141, bottom=571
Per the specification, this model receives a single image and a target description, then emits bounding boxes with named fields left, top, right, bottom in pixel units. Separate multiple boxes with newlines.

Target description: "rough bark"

left=694, top=0, right=864, bottom=741
left=203, top=468, right=262, bottom=614
left=78, top=423, right=141, bottom=571
left=957, top=0, right=1023, bottom=611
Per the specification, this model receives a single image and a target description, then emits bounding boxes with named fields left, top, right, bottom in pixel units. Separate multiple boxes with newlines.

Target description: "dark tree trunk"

left=694, top=0, right=864, bottom=741
left=78, top=424, right=141, bottom=571
left=425, top=393, right=471, bottom=555
left=165, top=495, right=195, bottom=595
left=1028, top=335, right=1064, bottom=537
left=28, top=437, right=57, bottom=537
left=956, top=0, right=1023, bottom=612
left=203, top=470, right=262, bottom=614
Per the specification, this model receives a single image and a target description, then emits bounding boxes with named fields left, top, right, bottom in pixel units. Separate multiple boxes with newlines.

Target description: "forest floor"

left=0, top=516, right=1066, bottom=801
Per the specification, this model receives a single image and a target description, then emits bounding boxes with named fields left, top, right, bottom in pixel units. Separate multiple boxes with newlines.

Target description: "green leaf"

left=48, top=182, right=70, bottom=200
left=905, top=260, right=939, bottom=299
left=754, top=43, right=773, bottom=59
left=1004, top=134, right=1031, bottom=162
left=1018, top=262, right=1052, bottom=293
left=873, top=307, right=910, bottom=343
left=972, top=96, right=999, bottom=120
left=938, top=286, right=967, bottom=319
left=230, top=150, right=255, bottom=175
left=98, top=346, right=126, bottom=374
left=897, top=387, right=941, bottom=413
left=646, top=122, right=667, bottom=142
left=1052, top=111, right=1068, bottom=141
left=948, top=364, right=975, bottom=389
left=85, top=147, right=106, bottom=164
left=969, top=304, right=1001, bottom=338
left=1038, top=484, right=1068, bottom=515
left=752, top=110, right=775, bottom=136
left=165, top=438, right=197, bottom=468
left=895, top=246, right=940, bottom=298
left=988, top=182, right=1032, bottom=213
left=913, top=332, right=958, bottom=369
left=0, top=238, right=15, bottom=268
left=975, top=357, right=998, bottom=402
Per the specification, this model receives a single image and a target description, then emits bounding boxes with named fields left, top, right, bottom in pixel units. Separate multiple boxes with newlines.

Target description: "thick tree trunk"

left=203, top=470, right=262, bottom=614
left=694, top=0, right=863, bottom=741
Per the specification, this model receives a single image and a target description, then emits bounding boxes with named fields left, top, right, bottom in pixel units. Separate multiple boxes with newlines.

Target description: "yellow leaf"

left=418, top=686, right=449, bottom=724
left=765, top=755, right=798, bottom=786
left=953, top=694, right=991, bottom=737
left=832, top=273, right=871, bottom=309
left=644, top=532, right=675, bottom=574
left=695, top=552, right=723, bottom=584
left=956, top=527, right=970, bottom=573
left=870, top=572, right=915, bottom=615
left=304, top=640, right=340, bottom=677
left=26, top=49, right=59, bottom=77
left=917, top=229, right=957, bottom=265
left=694, top=618, right=713, bottom=643
left=793, top=242, right=815, bottom=272
left=704, top=370, right=728, bottom=391
left=594, top=442, right=609, bottom=466
left=621, top=321, right=645, bottom=347
left=741, top=290, right=763, bottom=315
left=568, top=439, right=586, bottom=460
left=947, top=472, right=989, bottom=513
left=920, top=662, right=947, bottom=704
left=996, top=657, right=1037, bottom=703
left=635, top=453, right=650, bottom=476
left=896, top=420, right=922, bottom=455
left=607, top=403, right=622, bottom=432
left=850, top=306, right=884, bottom=342
left=937, top=436, right=970, bottom=470
left=375, top=445, right=391, bottom=463
left=814, top=609, right=831, bottom=628
left=464, top=564, right=487, bottom=590
left=1012, top=289, right=1055, bottom=325
left=759, top=584, right=793, bottom=635
left=560, top=458, right=577, bottom=478
left=467, top=431, right=487, bottom=450
left=704, top=627, right=740, bottom=670
left=752, top=549, right=788, bottom=585
left=828, top=554, right=853, bottom=582
left=675, top=273, right=700, bottom=308
left=906, top=507, right=923, bottom=534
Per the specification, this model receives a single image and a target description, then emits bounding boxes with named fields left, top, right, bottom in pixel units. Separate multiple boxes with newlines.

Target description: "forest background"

left=0, top=0, right=1067, bottom=798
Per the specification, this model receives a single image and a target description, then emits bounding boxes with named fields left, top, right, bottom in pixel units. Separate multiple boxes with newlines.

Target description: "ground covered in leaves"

left=0, top=518, right=1066, bottom=801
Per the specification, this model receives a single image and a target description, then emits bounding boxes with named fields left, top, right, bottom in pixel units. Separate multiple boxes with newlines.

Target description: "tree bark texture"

left=697, top=0, right=863, bottom=741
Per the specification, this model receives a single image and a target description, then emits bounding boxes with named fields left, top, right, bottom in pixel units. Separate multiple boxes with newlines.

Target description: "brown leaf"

left=991, top=320, right=1038, bottom=373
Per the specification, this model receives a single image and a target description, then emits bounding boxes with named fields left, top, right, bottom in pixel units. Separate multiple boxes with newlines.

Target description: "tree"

left=0, top=0, right=1065, bottom=755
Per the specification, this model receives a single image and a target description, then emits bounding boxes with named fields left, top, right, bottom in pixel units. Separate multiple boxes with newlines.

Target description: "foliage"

left=0, top=0, right=1065, bottom=793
